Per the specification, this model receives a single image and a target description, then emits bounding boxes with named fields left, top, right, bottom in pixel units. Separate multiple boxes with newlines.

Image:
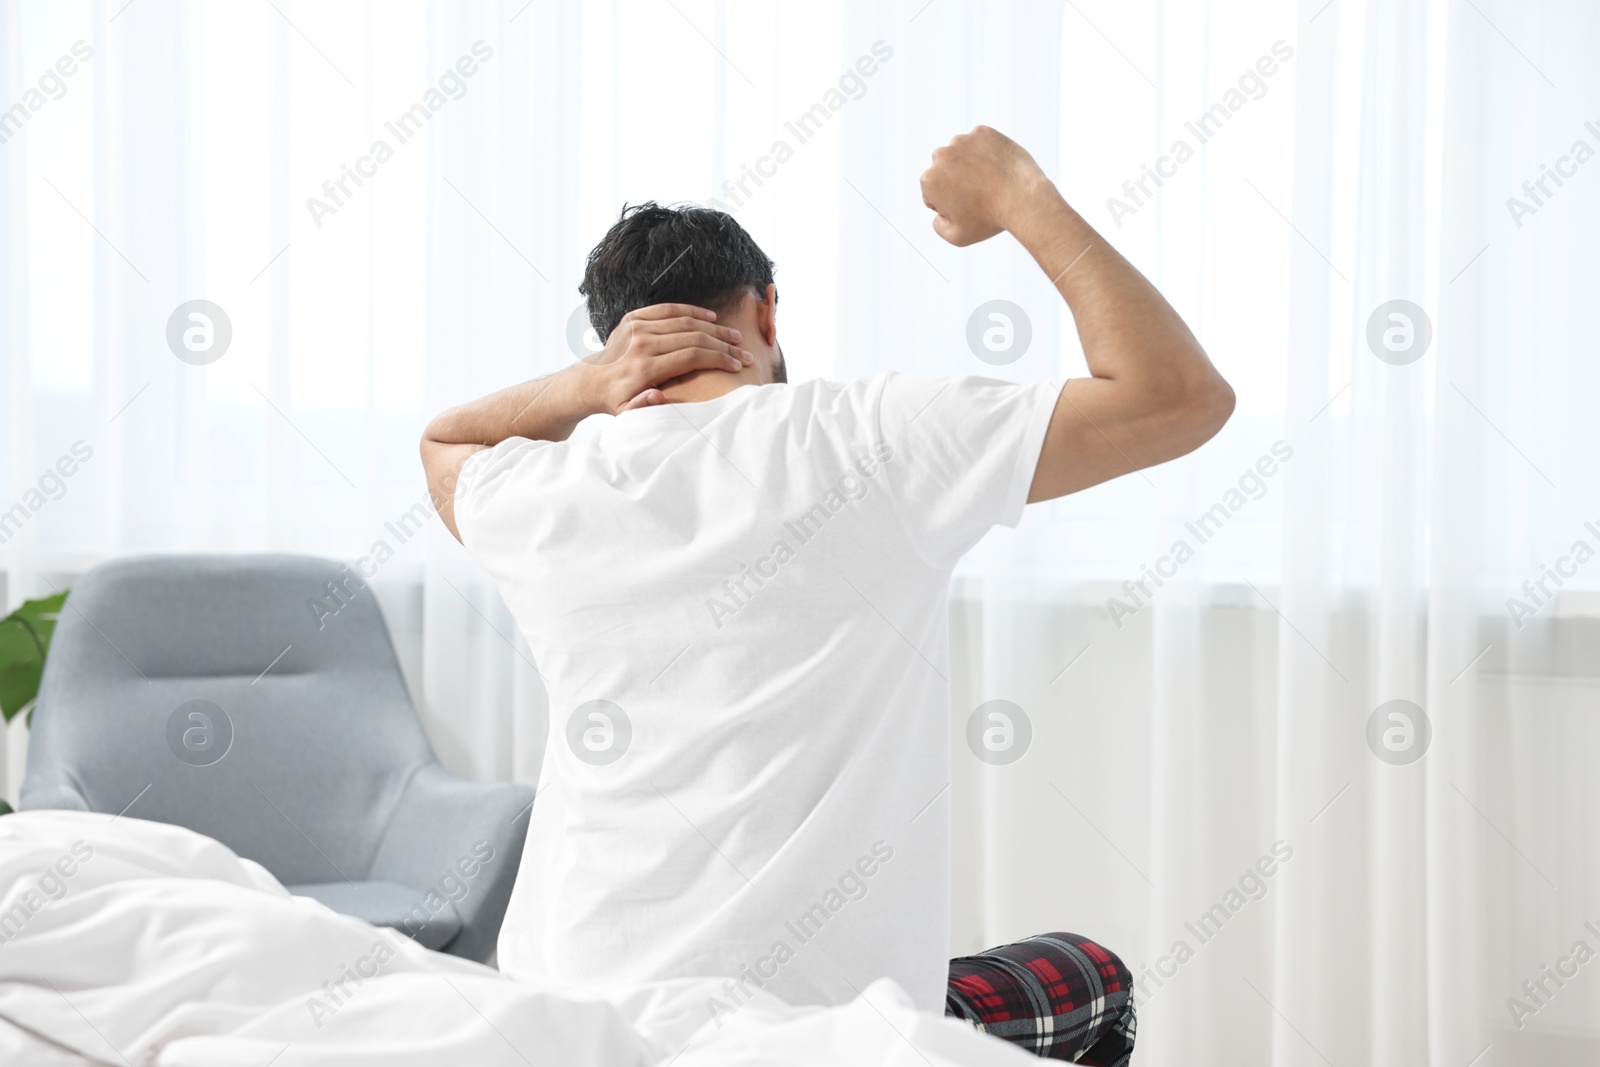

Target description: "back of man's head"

left=580, top=202, right=776, bottom=345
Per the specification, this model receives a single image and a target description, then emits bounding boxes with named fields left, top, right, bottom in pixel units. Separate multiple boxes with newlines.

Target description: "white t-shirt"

left=455, top=372, right=1060, bottom=1015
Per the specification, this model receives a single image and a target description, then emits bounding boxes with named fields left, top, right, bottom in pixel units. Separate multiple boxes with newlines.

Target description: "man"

left=421, top=126, right=1232, bottom=1063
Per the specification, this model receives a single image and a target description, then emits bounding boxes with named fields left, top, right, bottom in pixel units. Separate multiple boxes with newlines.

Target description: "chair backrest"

left=21, top=554, right=438, bottom=885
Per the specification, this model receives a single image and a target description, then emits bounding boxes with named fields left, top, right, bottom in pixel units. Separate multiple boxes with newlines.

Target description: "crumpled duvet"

left=0, top=812, right=1032, bottom=1066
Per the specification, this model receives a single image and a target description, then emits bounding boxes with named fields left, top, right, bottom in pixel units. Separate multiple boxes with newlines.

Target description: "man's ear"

left=758, top=284, right=778, bottom=347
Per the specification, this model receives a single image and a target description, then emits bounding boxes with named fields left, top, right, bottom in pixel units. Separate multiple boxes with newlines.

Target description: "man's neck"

left=656, top=365, right=761, bottom=405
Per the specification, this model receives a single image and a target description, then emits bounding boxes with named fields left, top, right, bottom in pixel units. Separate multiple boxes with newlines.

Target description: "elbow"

left=420, top=409, right=453, bottom=453
left=1194, top=371, right=1235, bottom=440
left=1156, top=363, right=1233, bottom=453
left=419, top=417, right=455, bottom=475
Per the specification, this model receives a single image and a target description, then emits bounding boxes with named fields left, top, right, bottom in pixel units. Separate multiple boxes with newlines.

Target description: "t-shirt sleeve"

left=875, top=372, right=1062, bottom=568
left=451, top=437, right=548, bottom=553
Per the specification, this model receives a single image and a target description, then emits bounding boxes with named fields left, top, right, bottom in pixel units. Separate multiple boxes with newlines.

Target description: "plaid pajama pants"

left=946, top=932, right=1137, bottom=1064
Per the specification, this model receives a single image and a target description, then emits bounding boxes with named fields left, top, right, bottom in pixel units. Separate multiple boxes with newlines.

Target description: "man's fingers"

left=657, top=347, right=749, bottom=379
left=618, top=389, right=664, bottom=412
left=638, top=317, right=742, bottom=343
left=624, top=303, right=718, bottom=323
left=649, top=331, right=748, bottom=361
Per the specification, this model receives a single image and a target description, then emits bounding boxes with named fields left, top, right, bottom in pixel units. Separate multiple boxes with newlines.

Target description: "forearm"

left=1006, top=179, right=1219, bottom=397
left=423, top=363, right=600, bottom=447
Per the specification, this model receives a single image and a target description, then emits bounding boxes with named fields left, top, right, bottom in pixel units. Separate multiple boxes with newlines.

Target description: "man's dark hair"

left=580, top=202, right=776, bottom=343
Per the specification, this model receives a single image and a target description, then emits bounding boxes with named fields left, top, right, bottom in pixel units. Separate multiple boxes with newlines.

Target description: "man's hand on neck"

left=651, top=285, right=782, bottom=407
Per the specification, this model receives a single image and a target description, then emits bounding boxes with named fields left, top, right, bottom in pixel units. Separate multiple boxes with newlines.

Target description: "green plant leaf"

left=9, top=591, right=65, bottom=638
left=0, top=592, right=67, bottom=724
left=0, top=665, right=41, bottom=724
left=0, top=798, right=12, bottom=816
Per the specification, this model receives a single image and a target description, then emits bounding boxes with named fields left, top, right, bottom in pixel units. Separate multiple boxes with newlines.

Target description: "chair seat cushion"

left=290, top=880, right=463, bottom=951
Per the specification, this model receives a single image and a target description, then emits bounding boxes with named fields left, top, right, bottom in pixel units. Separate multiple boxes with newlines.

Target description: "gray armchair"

left=20, top=554, right=534, bottom=962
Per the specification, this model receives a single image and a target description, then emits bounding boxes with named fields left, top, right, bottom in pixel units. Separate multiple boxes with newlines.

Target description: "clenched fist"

left=919, top=126, right=1050, bottom=246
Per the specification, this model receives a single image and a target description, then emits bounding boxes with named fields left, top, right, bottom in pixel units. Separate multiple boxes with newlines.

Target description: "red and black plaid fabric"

left=945, top=932, right=1136, bottom=1064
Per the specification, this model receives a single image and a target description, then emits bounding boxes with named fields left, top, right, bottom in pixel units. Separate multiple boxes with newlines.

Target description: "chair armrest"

left=17, top=770, right=92, bottom=812
left=367, top=762, right=534, bottom=961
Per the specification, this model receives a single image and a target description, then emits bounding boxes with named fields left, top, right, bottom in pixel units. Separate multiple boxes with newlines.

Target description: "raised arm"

left=919, top=126, right=1234, bottom=502
left=420, top=303, right=749, bottom=541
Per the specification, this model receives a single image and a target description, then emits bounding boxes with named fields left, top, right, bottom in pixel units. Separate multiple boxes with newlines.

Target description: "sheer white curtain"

left=4, top=0, right=1597, bottom=1062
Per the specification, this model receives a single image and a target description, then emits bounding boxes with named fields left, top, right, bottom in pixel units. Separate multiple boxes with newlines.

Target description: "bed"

left=0, top=811, right=1034, bottom=1066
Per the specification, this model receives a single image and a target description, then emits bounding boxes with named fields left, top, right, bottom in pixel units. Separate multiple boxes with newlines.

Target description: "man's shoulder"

left=759, top=373, right=905, bottom=406
left=754, top=372, right=1013, bottom=425
left=741, top=376, right=892, bottom=424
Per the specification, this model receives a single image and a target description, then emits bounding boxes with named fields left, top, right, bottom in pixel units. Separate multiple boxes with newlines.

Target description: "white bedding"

left=0, top=812, right=1033, bottom=1066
